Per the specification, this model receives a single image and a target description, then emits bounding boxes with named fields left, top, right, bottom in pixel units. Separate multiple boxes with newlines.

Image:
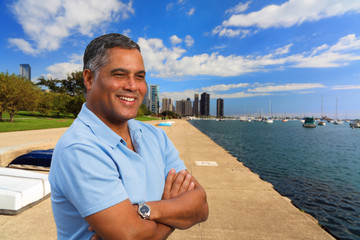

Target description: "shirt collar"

left=78, top=103, right=143, bottom=149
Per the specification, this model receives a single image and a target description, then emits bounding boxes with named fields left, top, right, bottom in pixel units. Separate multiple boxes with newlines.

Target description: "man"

left=49, top=33, right=208, bottom=240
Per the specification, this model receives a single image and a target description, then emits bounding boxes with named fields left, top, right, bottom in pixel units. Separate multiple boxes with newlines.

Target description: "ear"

left=83, top=69, right=94, bottom=92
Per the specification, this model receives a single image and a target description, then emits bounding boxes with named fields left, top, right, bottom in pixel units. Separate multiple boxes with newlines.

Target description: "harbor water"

left=190, top=119, right=360, bottom=240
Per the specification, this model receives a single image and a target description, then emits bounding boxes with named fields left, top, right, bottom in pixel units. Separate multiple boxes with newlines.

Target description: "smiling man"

left=48, top=33, right=208, bottom=240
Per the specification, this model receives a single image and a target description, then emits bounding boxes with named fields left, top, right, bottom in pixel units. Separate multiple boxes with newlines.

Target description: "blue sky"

left=1, top=0, right=360, bottom=118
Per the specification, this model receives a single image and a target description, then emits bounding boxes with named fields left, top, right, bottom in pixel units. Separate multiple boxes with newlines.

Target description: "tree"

left=137, top=104, right=151, bottom=117
left=37, top=71, right=85, bottom=116
left=0, top=72, right=40, bottom=122
left=161, top=110, right=177, bottom=118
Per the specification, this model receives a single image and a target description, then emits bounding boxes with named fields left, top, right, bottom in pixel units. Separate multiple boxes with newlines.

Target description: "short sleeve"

left=160, top=129, right=187, bottom=174
left=54, top=143, right=128, bottom=218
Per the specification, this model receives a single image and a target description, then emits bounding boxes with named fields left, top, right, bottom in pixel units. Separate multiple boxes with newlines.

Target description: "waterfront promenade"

left=0, top=119, right=335, bottom=239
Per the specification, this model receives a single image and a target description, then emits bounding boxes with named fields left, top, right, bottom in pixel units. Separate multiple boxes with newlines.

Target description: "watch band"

left=137, top=202, right=151, bottom=220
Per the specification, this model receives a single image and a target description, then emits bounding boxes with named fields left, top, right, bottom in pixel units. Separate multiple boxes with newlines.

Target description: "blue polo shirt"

left=49, top=103, right=186, bottom=240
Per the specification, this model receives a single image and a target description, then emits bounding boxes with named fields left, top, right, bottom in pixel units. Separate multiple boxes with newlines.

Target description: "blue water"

left=190, top=119, right=360, bottom=240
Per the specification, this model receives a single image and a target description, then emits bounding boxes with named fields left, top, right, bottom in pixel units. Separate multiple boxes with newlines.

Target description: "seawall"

left=0, top=120, right=335, bottom=239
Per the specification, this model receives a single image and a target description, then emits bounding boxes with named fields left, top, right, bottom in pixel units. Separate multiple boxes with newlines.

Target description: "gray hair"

left=83, top=33, right=141, bottom=76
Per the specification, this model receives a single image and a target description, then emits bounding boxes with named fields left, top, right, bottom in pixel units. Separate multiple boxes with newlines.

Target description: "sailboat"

left=318, top=95, right=326, bottom=126
left=334, top=97, right=343, bottom=125
left=263, top=100, right=273, bottom=123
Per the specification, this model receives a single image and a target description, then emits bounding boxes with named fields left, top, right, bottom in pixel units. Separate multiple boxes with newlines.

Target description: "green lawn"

left=0, top=111, right=160, bottom=132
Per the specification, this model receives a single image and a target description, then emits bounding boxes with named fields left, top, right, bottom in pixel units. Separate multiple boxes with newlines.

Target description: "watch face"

left=140, top=205, right=150, bottom=214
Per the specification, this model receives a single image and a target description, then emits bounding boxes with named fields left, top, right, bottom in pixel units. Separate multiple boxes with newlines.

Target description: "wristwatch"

left=137, top=202, right=151, bottom=220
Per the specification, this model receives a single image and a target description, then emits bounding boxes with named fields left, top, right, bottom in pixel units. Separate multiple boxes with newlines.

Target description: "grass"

left=0, top=111, right=160, bottom=133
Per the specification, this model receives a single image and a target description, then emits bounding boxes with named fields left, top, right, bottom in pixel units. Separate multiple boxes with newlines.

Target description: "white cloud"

left=138, top=33, right=360, bottom=78
left=122, top=29, right=132, bottom=37
left=248, top=83, right=325, bottom=93
left=170, top=35, right=182, bottom=45
left=212, top=26, right=251, bottom=38
left=9, top=0, right=134, bottom=54
left=185, top=35, right=194, bottom=47
left=159, top=82, right=324, bottom=101
left=187, top=7, right=195, bottom=16
left=293, top=34, right=360, bottom=67
left=215, top=0, right=360, bottom=37
left=225, top=1, right=251, bottom=15
left=201, top=83, right=249, bottom=92
left=46, top=62, right=83, bottom=79
left=8, top=38, right=37, bottom=55
left=274, top=44, right=293, bottom=55
left=331, top=84, right=360, bottom=90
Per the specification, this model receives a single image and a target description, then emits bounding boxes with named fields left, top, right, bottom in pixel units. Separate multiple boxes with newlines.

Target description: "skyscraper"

left=19, top=64, right=31, bottom=80
left=200, top=92, right=210, bottom=117
left=217, top=98, right=224, bottom=118
left=175, top=98, right=193, bottom=116
left=162, top=97, right=173, bottom=112
left=193, top=93, right=199, bottom=116
left=185, top=98, right=193, bottom=116
left=142, top=83, right=150, bottom=110
left=150, top=84, right=160, bottom=114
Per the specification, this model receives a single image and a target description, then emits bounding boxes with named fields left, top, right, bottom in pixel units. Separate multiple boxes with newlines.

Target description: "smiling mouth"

left=118, top=96, right=136, bottom=102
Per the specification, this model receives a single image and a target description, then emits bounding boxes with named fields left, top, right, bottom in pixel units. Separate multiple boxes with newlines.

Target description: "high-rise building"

left=193, top=94, right=199, bottom=116
left=142, top=83, right=150, bottom=110
left=19, top=64, right=31, bottom=80
left=162, top=97, right=173, bottom=112
left=185, top=98, right=193, bottom=116
left=217, top=98, right=224, bottom=118
left=200, top=92, right=210, bottom=117
left=175, top=98, right=192, bottom=116
left=150, top=84, right=160, bottom=114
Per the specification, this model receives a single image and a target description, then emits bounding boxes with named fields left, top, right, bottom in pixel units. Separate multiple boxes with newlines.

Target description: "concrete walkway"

left=0, top=120, right=335, bottom=239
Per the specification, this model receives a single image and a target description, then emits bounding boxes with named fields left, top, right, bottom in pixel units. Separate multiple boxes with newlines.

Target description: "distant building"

left=142, top=83, right=150, bottom=110
left=162, top=97, right=174, bottom=112
left=175, top=98, right=193, bottom=116
left=19, top=64, right=31, bottom=80
left=200, top=92, right=210, bottom=117
left=175, top=100, right=183, bottom=116
left=150, top=84, right=160, bottom=114
left=193, top=93, right=199, bottom=116
left=185, top=98, right=192, bottom=116
left=217, top=98, right=224, bottom=118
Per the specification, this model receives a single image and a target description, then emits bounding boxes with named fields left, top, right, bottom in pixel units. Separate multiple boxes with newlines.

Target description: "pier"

left=0, top=119, right=335, bottom=239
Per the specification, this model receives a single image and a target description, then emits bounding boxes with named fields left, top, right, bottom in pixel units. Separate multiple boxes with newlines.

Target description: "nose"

left=124, top=75, right=138, bottom=92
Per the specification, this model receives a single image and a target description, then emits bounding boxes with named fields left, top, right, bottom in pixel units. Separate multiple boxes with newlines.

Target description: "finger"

left=178, top=173, right=192, bottom=195
left=162, top=169, right=176, bottom=200
left=91, top=234, right=100, bottom=240
left=171, top=170, right=186, bottom=194
left=188, top=181, right=195, bottom=191
left=88, top=226, right=95, bottom=232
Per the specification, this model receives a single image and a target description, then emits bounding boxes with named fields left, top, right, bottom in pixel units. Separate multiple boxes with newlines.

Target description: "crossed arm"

left=86, top=169, right=209, bottom=240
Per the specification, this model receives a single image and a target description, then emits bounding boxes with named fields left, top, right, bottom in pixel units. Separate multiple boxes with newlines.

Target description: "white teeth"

left=119, top=96, right=135, bottom=101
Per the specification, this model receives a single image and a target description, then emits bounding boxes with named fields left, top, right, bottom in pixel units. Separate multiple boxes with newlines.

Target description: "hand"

left=88, top=225, right=101, bottom=240
left=162, top=169, right=195, bottom=200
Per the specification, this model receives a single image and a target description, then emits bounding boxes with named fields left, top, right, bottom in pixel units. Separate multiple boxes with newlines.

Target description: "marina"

left=190, top=119, right=360, bottom=240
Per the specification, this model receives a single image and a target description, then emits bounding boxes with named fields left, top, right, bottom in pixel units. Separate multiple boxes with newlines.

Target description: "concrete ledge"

left=0, top=143, right=57, bottom=167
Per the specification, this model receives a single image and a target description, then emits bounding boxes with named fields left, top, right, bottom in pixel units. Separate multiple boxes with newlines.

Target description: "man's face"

left=85, top=47, right=147, bottom=125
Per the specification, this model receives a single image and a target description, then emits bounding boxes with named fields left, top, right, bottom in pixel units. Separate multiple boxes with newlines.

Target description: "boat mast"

left=336, top=97, right=338, bottom=120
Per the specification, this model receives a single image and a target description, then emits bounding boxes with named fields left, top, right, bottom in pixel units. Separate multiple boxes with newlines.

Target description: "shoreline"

left=0, top=119, right=335, bottom=239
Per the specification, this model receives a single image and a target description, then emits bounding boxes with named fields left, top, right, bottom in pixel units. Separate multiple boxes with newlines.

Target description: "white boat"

left=264, top=118, right=274, bottom=123
left=350, top=121, right=360, bottom=128
left=334, top=98, right=343, bottom=125
left=334, top=120, right=344, bottom=125
left=264, top=100, right=273, bottom=123
left=318, top=120, right=326, bottom=126
left=318, top=95, right=326, bottom=126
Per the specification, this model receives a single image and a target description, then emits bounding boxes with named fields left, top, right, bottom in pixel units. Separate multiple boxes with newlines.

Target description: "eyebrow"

left=110, top=68, right=146, bottom=76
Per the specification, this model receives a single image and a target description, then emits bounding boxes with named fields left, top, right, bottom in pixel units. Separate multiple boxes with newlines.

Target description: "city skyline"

left=1, top=0, right=360, bottom=118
